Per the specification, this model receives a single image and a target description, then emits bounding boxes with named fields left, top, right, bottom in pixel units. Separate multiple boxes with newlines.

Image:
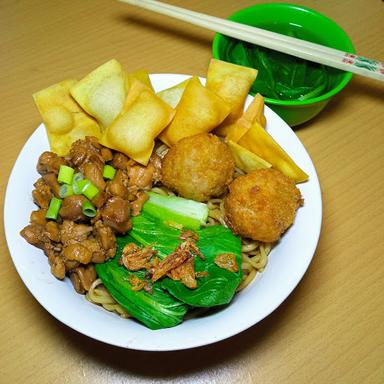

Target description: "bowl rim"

left=5, top=74, right=322, bottom=350
left=212, top=2, right=355, bottom=106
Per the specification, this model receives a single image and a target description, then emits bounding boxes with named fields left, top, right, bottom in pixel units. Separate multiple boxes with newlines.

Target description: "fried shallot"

left=214, top=253, right=238, bottom=273
left=150, top=237, right=203, bottom=287
left=119, top=243, right=157, bottom=271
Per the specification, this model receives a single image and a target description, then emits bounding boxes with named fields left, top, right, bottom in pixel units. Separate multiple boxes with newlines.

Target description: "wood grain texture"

left=1, top=1, right=383, bottom=383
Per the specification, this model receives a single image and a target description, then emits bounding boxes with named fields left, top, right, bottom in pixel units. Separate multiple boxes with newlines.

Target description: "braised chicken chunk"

left=21, top=137, right=160, bottom=294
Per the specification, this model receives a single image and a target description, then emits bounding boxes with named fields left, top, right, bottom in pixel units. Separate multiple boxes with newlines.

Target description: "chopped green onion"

left=73, top=179, right=89, bottom=195
left=82, top=181, right=99, bottom=200
left=57, top=165, right=75, bottom=185
left=45, top=197, right=62, bottom=220
left=73, top=172, right=84, bottom=183
left=103, top=164, right=117, bottom=180
left=82, top=200, right=97, bottom=217
left=72, top=177, right=100, bottom=199
left=59, top=184, right=74, bottom=198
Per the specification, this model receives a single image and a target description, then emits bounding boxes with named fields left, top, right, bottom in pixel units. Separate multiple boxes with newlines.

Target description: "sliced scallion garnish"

left=59, top=184, right=74, bottom=198
left=82, top=181, right=99, bottom=200
left=57, top=165, right=75, bottom=185
left=73, top=179, right=89, bottom=195
left=82, top=200, right=97, bottom=217
left=73, top=172, right=84, bottom=183
left=103, top=164, right=117, bottom=180
left=45, top=197, right=62, bottom=220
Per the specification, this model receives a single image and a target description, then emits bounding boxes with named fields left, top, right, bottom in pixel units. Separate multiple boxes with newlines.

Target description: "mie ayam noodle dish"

left=21, top=58, right=308, bottom=330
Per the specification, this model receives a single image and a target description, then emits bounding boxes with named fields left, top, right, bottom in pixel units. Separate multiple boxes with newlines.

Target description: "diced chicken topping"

left=21, top=137, right=163, bottom=294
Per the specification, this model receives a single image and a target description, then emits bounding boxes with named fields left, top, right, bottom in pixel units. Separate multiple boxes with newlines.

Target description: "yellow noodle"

left=86, top=279, right=129, bottom=318
left=150, top=186, right=169, bottom=196
left=205, top=217, right=218, bottom=226
left=155, top=143, right=169, bottom=158
left=241, top=262, right=254, bottom=272
left=237, top=269, right=257, bottom=292
left=241, top=242, right=259, bottom=253
left=151, top=186, right=175, bottom=196
left=103, top=304, right=130, bottom=318
left=242, top=253, right=261, bottom=270
left=207, top=210, right=226, bottom=226
left=234, top=167, right=245, bottom=177
left=263, top=243, right=272, bottom=255
left=208, top=209, right=222, bottom=221
left=90, top=288, right=115, bottom=305
left=207, top=199, right=223, bottom=209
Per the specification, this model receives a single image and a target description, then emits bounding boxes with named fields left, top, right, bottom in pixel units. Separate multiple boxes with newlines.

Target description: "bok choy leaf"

left=95, top=235, right=188, bottom=330
left=130, top=214, right=243, bottom=307
left=96, top=213, right=243, bottom=330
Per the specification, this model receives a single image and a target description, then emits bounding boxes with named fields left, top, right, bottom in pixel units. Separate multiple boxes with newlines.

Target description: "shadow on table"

left=292, top=75, right=384, bottom=132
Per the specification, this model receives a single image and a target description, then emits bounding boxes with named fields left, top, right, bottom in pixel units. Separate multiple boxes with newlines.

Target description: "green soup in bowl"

left=212, top=3, right=355, bottom=126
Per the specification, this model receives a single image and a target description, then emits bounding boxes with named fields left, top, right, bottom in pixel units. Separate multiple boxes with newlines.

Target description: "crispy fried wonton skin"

left=224, top=169, right=303, bottom=243
left=161, top=133, right=235, bottom=202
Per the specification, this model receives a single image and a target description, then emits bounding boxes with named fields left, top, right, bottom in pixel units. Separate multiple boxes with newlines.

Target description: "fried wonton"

left=121, top=79, right=154, bottom=114
left=33, top=79, right=101, bottom=155
left=206, top=59, right=258, bottom=124
left=159, top=76, right=231, bottom=146
left=156, top=78, right=191, bottom=108
left=101, top=87, right=175, bottom=165
left=70, top=59, right=126, bottom=129
left=237, top=121, right=309, bottom=183
left=217, top=93, right=266, bottom=140
left=226, top=140, right=271, bottom=173
left=125, top=69, right=154, bottom=93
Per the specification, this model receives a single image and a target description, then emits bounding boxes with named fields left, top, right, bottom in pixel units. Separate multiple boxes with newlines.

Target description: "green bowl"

left=212, top=3, right=355, bottom=126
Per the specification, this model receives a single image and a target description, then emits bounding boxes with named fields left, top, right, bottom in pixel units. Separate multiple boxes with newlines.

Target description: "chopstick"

left=119, top=0, right=384, bottom=82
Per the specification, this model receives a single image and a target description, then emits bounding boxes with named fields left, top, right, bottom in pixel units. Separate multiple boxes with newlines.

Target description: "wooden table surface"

left=1, top=0, right=383, bottom=383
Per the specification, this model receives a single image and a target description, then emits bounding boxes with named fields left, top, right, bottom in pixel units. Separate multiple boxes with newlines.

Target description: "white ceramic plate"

left=4, top=74, right=322, bottom=351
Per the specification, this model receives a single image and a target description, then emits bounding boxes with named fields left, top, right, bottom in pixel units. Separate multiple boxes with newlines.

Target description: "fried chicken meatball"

left=161, top=133, right=235, bottom=202
left=224, top=169, right=303, bottom=242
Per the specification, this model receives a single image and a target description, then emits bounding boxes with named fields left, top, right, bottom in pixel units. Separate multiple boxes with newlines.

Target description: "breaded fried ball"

left=161, top=133, right=235, bottom=202
left=224, top=169, right=303, bottom=242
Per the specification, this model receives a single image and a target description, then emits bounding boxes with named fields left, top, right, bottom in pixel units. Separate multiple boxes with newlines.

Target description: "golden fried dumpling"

left=101, top=86, right=175, bottom=165
left=237, top=121, right=309, bottom=183
left=125, top=69, right=154, bottom=93
left=219, top=93, right=266, bottom=141
left=159, top=76, right=231, bottom=146
left=70, top=59, right=126, bottom=129
left=33, top=79, right=101, bottom=156
left=156, top=78, right=191, bottom=108
left=206, top=59, right=258, bottom=124
left=120, top=79, right=153, bottom=115
left=226, top=139, right=271, bottom=173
